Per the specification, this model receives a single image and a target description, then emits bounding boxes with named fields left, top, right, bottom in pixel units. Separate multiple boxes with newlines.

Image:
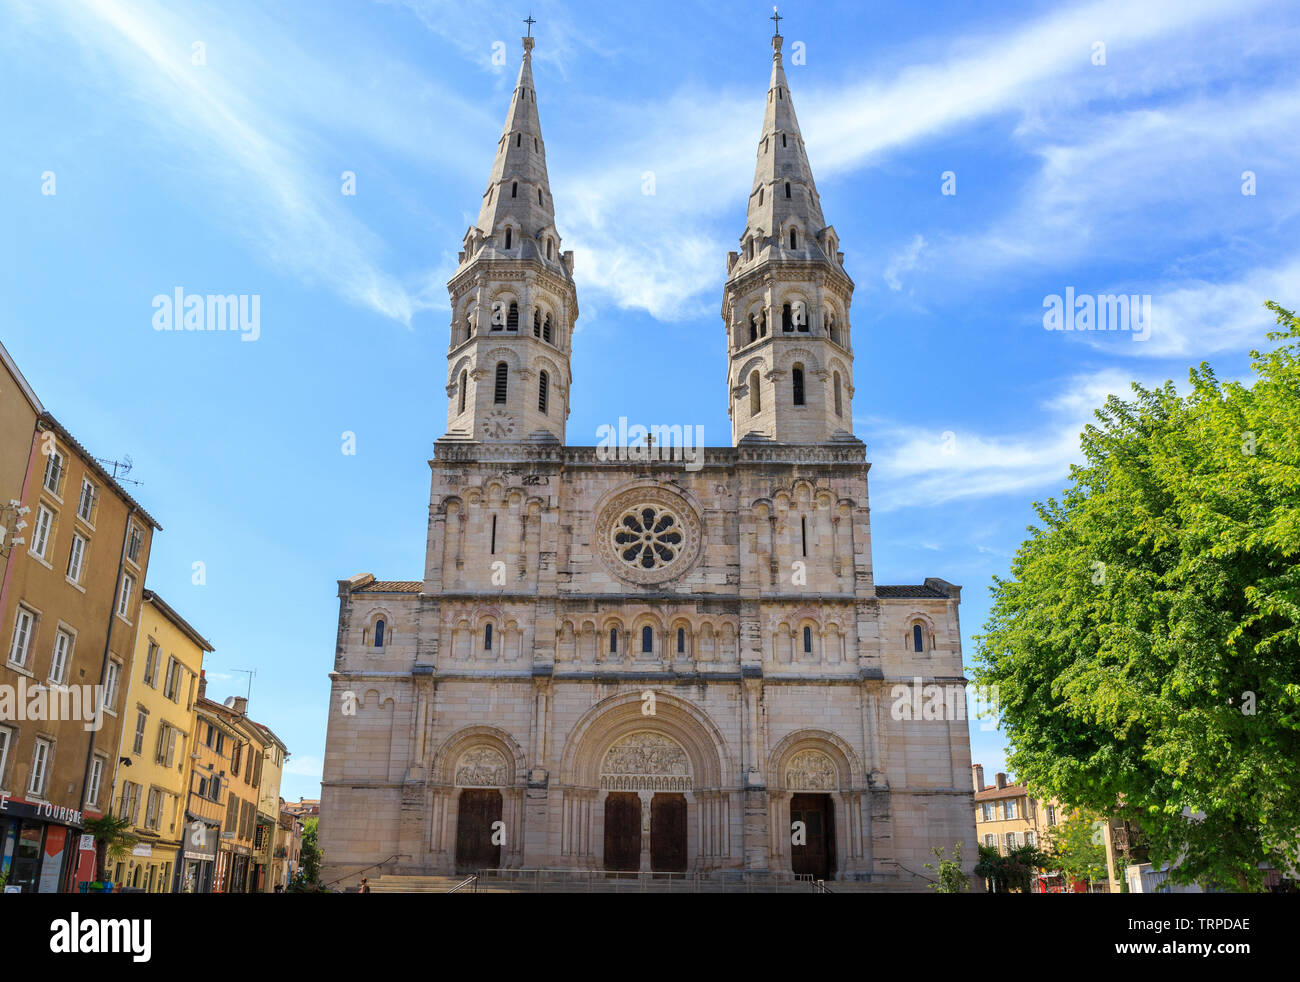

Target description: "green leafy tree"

left=974, top=303, right=1300, bottom=891
left=298, top=817, right=322, bottom=886
left=1043, top=810, right=1109, bottom=890
left=923, top=842, right=969, bottom=892
left=974, top=843, right=1045, bottom=892
left=83, top=813, right=139, bottom=883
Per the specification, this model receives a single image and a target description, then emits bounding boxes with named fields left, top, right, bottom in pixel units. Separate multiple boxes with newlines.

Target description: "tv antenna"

left=231, top=668, right=257, bottom=704
left=94, top=454, right=143, bottom=487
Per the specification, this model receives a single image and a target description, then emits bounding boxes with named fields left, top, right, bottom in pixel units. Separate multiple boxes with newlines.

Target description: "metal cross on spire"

left=771, top=6, right=782, bottom=36
left=524, top=13, right=536, bottom=37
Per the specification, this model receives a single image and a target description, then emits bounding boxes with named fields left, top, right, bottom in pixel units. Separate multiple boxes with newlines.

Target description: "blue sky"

left=2, top=0, right=1297, bottom=801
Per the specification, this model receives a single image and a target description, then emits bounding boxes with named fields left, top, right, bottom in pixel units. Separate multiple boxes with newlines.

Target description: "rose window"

left=612, top=506, right=683, bottom=570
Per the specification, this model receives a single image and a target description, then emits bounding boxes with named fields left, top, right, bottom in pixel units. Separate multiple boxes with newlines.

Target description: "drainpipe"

left=67, top=504, right=136, bottom=891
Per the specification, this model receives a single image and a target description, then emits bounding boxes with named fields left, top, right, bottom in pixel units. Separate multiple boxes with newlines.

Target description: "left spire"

left=472, top=33, right=556, bottom=246
left=444, top=28, right=578, bottom=446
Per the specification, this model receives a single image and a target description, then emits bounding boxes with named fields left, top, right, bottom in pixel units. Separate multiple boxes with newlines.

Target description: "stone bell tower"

left=444, top=34, right=578, bottom=444
left=722, top=28, right=856, bottom=446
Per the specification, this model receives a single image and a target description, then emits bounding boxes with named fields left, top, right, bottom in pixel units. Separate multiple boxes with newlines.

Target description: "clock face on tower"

left=481, top=409, right=516, bottom=440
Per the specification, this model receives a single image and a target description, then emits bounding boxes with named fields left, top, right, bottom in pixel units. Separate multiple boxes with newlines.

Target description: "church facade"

left=319, top=29, right=978, bottom=888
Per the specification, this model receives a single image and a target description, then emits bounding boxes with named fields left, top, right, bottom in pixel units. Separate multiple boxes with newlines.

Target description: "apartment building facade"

left=111, top=590, right=211, bottom=891
left=0, top=341, right=160, bottom=892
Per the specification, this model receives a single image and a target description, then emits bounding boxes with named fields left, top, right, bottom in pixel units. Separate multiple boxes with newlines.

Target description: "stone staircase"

left=365, top=869, right=920, bottom=893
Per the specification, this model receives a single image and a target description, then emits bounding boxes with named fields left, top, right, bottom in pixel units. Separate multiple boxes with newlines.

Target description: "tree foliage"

left=974, top=843, right=1045, bottom=892
left=83, top=812, right=139, bottom=882
left=974, top=303, right=1300, bottom=891
left=298, top=816, right=322, bottom=886
left=1043, top=810, right=1109, bottom=888
left=923, top=842, right=970, bottom=892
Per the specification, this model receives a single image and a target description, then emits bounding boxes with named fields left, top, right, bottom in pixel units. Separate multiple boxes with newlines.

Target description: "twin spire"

left=472, top=34, right=559, bottom=265
left=746, top=32, right=827, bottom=249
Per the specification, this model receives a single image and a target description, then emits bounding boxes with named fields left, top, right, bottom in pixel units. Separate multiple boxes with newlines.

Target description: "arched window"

left=515, top=133, right=521, bottom=147
left=758, top=186, right=764, bottom=206
left=745, top=238, right=753, bottom=261
left=534, top=137, right=538, bottom=151
left=537, top=188, right=543, bottom=205
left=782, top=134, right=787, bottom=148
left=507, top=302, right=519, bottom=331
left=484, top=624, right=493, bottom=650
left=494, top=362, right=508, bottom=404
left=677, top=628, right=685, bottom=653
left=533, top=309, right=541, bottom=337
left=538, top=371, right=549, bottom=414
left=785, top=181, right=791, bottom=198
left=782, top=303, right=793, bottom=332
left=803, top=626, right=812, bottom=653
left=490, top=514, right=497, bottom=554
left=463, top=317, right=472, bottom=343
left=792, top=364, right=805, bottom=406
left=801, top=516, right=807, bottom=557
left=748, top=314, right=758, bottom=343
left=827, top=311, right=839, bottom=346
left=833, top=372, right=843, bottom=417
left=609, top=628, right=618, bottom=654
left=641, top=626, right=653, bottom=653
left=458, top=370, right=468, bottom=414
left=546, top=238, right=553, bottom=260
left=374, top=619, right=385, bottom=647
left=759, top=310, right=767, bottom=337
left=749, top=371, right=761, bottom=416
left=789, top=228, right=798, bottom=249
left=511, top=181, right=518, bottom=198
left=504, top=227, right=512, bottom=250
left=913, top=624, right=924, bottom=652
left=543, top=314, right=552, bottom=343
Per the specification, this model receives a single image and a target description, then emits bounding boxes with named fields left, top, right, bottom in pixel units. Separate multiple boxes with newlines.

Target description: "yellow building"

left=971, top=764, right=1056, bottom=855
left=195, top=690, right=265, bottom=893
left=250, top=720, right=288, bottom=892
left=111, top=590, right=211, bottom=892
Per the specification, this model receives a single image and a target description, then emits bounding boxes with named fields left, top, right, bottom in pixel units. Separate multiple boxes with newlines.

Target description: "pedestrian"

left=358, top=877, right=370, bottom=894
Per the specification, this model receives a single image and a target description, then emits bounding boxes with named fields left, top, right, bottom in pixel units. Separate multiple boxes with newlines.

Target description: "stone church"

left=319, top=28, right=978, bottom=888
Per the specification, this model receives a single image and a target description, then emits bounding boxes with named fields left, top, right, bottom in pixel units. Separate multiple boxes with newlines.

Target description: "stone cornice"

left=431, top=442, right=868, bottom=467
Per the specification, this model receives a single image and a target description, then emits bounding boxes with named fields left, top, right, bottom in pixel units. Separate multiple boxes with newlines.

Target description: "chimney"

left=972, top=764, right=985, bottom=792
left=224, top=695, right=248, bottom=716
left=198, top=670, right=207, bottom=700
left=995, top=772, right=1008, bottom=789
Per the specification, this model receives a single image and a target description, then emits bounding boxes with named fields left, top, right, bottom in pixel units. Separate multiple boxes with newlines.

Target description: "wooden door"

left=650, top=793, right=688, bottom=873
left=454, top=788, right=503, bottom=873
left=603, top=793, right=641, bottom=871
left=790, top=793, right=835, bottom=880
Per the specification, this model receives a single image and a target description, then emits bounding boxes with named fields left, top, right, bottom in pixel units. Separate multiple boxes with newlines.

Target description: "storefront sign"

left=132, top=844, right=153, bottom=858
left=0, top=793, right=84, bottom=827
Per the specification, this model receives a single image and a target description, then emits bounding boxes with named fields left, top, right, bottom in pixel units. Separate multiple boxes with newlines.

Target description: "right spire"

left=723, top=18, right=857, bottom=446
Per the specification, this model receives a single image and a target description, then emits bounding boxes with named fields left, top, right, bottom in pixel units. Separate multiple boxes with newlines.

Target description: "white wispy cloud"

left=16, top=0, right=486, bottom=325
left=884, top=235, right=927, bottom=291
left=867, top=367, right=1167, bottom=511
left=541, top=0, right=1275, bottom=319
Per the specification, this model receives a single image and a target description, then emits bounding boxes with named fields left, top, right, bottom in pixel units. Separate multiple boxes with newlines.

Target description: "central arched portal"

left=453, top=746, right=507, bottom=873
left=600, top=732, right=691, bottom=873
